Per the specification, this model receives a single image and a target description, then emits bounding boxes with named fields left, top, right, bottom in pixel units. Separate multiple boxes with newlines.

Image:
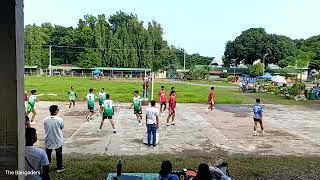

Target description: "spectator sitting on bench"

left=25, top=127, right=50, bottom=180
left=191, top=163, right=212, bottom=180
left=154, top=161, right=179, bottom=180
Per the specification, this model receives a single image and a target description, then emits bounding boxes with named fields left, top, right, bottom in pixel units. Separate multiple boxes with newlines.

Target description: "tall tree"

left=24, top=24, right=48, bottom=67
left=223, top=28, right=295, bottom=67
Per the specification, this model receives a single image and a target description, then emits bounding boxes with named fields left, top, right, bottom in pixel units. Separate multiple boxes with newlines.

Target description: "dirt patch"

left=266, top=130, right=298, bottom=140
left=216, top=104, right=251, bottom=117
left=64, top=110, right=87, bottom=116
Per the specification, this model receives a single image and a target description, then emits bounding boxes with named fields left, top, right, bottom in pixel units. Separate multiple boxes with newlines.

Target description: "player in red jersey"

left=206, top=86, right=215, bottom=114
left=166, top=90, right=176, bottom=126
left=158, top=86, right=167, bottom=116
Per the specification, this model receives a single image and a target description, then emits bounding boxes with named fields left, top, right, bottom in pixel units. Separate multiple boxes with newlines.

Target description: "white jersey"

left=146, top=106, right=159, bottom=124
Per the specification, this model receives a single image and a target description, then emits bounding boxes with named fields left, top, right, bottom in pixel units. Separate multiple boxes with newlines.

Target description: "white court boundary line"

left=103, top=106, right=121, bottom=154
left=65, top=106, right=122, bottom=144
left=65, top=120, right=89, bottom=144
left=187, top=107, right=247, bottom=153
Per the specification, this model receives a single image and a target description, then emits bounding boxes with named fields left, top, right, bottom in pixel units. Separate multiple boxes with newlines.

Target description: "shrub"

left=219, top=72, right=229, bottom=78
left=248, top=63, right=264, bottom=76
left=289, top=82, right=306, bottom=96
left=267, top=84, right=281, bottom=94
left=227, top=76, right=234, bottom=82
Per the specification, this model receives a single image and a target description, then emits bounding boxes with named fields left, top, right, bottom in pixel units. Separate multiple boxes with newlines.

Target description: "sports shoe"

left=57, top=167, right=65, bottom=173
left=113, top=130, right=117, bottom=133
left=262, top=130, right=265, bottom=135
left=171, top=122, right=175, bottom=125
left=205, top=109, right=208, bottom=114
left=97, top=129, right=101, bottom=132
left=166, top=123, right=170, bottom=126
left=139, top=122, right=142, bottom=126
left=253, top=131, right=258, bottom=136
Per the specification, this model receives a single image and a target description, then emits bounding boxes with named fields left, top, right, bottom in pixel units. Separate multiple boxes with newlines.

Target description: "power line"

left=43, top=44, right=184, bottom=53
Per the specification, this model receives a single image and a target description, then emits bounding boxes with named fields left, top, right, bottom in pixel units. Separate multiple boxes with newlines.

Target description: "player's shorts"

left=169, top=108, right=175, bottom=114
left=160, top=102, right=167, bottom=110
left=253, top=118, right=262, bottom=121
left=88, top=106, right=94, bottom=112
left=103, top=115, right=113, bottom=119
left=27, top=104, right=34, bottom=113
left=208, top=100, right=215, bottom=105
left=134, top=109, right=142, bottom=114
left=69, top=99, right=75, bottom=102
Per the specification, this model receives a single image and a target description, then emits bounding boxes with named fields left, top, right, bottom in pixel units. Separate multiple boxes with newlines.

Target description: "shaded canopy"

left=258, top=72, right=273, bottom=80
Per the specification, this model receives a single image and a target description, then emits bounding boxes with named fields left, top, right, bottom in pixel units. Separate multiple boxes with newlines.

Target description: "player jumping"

left=26, top=90, right=39, bottom=125
left=206, top=86, right=215, bottom=114
left=85, top=88, right=97, bottom=121
left=253, top=98, right=264, bottom=136
left=67, top=86, right=78, bottom=109
left=158, top=86, right=167, bottom=116
left=98, top=94, right=116, bottom=133
left=166, top=90, right=176, bottom=126
left=129, top=91, right=143, bottom=126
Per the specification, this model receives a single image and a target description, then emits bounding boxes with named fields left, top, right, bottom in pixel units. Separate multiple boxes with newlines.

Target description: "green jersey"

left=68, top=90, right=77, bottom=101
left=133, top=96, right=143, bottom=110
left=102, top=99, right=114, bottom=116
left=28, top=95, right=37, bottom=108
left=86, top=93, right=96, bottom=108
left=98, top=92, right=106, bottom=104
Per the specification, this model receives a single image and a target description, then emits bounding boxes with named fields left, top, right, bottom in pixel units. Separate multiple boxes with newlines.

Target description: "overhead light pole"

left=231, top=58, right=238, bottom=77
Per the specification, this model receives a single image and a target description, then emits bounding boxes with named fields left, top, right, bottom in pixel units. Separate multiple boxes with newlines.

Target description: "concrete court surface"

left=30, top=101, right=320, bottom=156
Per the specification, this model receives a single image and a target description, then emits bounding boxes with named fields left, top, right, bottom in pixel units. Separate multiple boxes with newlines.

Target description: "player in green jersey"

left=26, top=90, right=39, bottom=124
left=98, top=88, right=107, bottom=111
left=67, top=86, right=78, bottom=109
left=85, top=88, right=97, bottom=121
left=129, top=90, right=143, bottom=126
left=98, top=94, right=116, bottom=133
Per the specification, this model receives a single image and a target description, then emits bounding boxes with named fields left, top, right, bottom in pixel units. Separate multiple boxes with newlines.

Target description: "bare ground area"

left=31, top=101, right=320, bottom=156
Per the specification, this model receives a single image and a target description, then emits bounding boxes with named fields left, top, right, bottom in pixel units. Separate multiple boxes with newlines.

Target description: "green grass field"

left=25, top=76, right=315, bottom=105
left=48, top=155, right=320, bottom=180
left=25, top=76, right=251, bottom=104
left=189, top=79, right=237, bottom=86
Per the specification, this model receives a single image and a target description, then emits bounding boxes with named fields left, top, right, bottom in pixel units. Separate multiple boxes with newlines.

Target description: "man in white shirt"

left=145, top=100, right=159, bottom=147
left=25, top=127, right=50, bottom=180
left=44, top=105, right=65, bottom=172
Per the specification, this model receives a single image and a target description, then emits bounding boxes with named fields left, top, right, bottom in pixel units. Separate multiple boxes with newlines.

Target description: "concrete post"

left=0, top=0, right=25, bottom=179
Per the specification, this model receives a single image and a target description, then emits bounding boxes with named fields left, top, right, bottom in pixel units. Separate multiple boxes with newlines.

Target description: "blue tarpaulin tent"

left=258, top=72, right=272, bottom=80
left=92, top=69, right=102, bottom=76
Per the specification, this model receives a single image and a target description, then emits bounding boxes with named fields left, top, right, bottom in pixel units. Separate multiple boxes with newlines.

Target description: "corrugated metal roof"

left=24, top=65, right=38, bottom=69
left=50, top=66, right=151, bottom=71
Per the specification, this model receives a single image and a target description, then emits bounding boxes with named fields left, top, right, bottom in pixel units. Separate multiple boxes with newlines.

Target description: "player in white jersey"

left=129, top=91, right=143, bottom=126
left=85, top=88, right=97, bottom=121
left=26, top=90, right=39, bottom=125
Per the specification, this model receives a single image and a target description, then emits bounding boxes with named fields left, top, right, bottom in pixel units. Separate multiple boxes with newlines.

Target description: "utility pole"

left=183, top=50, right=186, bottom=71
left=263, top=53, right=269, bottom=75
left=151, top=72, right=154, bottom=100
left=231, top=58, right=238, bottom=77
left=49, top=45, right=52, bottom=76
